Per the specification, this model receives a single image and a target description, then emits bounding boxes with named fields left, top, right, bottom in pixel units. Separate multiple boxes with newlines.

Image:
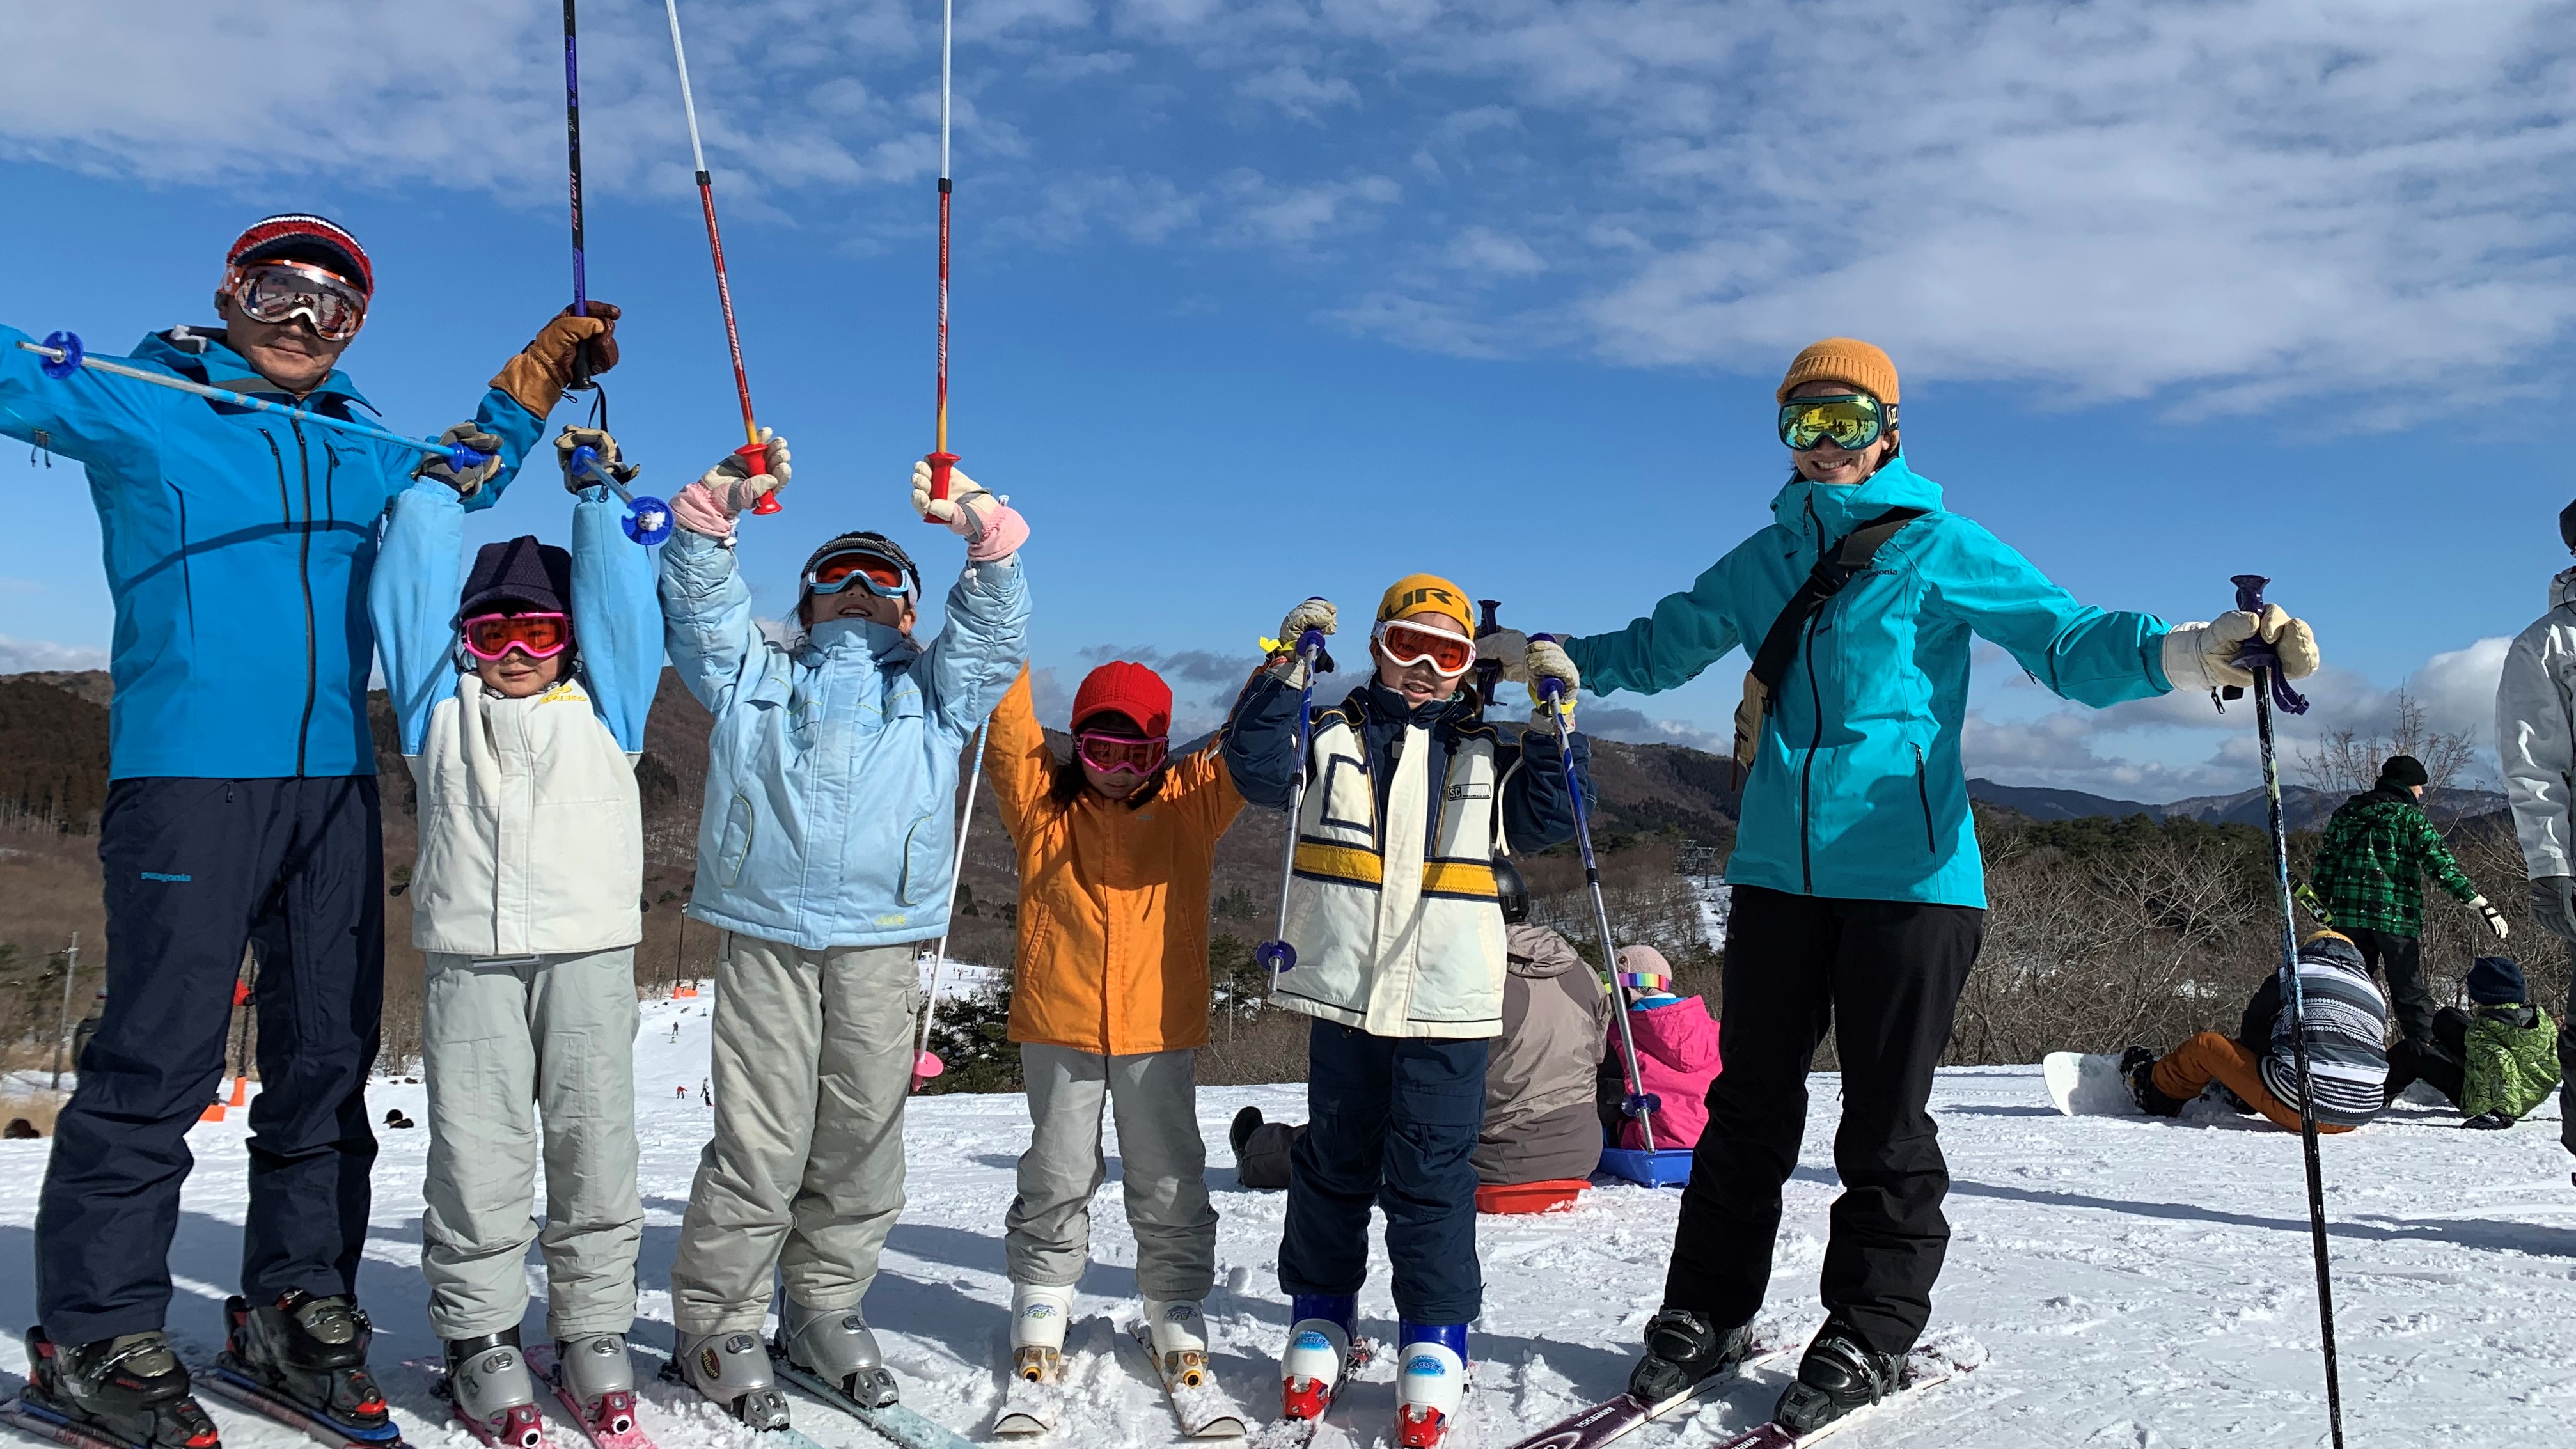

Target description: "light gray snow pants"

left=670, top=934, right=922, bottom=1334
left=420, top=947, right=643, bottom=1340
left=1003, top=1044, right=1216, bottom=1300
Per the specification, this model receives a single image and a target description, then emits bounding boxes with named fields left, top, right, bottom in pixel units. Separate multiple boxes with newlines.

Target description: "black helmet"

left=2561, top=497, right=2576, bottom=556
left=1493, top=854, right=1528, bottom=925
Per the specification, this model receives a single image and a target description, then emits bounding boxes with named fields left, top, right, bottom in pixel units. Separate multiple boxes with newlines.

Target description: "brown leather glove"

left=490, top=302, right=622, bottom=416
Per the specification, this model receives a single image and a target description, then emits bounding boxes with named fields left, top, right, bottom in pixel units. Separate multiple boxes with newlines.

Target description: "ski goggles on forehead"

left=1075, top=730, right=1170, bottom=776
left=805, top=550, right=913, bottom=599
left=227, top=262, right=369, bottom=342
left=461, top=612, right=570, bottom=661
left=1778, top=393, right=1890, bottom=453
left=1372, top=618, right=1475, bottom=677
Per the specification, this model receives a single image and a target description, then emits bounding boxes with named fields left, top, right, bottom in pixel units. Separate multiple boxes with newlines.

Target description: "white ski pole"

left=913, top=722, right=989, bottom=1088
left=1253, top=627, right=1331, bottom=991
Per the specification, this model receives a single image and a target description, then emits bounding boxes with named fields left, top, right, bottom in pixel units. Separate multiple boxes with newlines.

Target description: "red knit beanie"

left=1072, top=661, right=1172, bottom=738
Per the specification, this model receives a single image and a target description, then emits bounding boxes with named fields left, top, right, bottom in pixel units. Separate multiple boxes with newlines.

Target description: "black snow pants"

left=2345, top=927, right=2436, bottom=1051
left=1661, top=884, right=1982, bottom=1356
left=36, top=777, right=385, bottom=1345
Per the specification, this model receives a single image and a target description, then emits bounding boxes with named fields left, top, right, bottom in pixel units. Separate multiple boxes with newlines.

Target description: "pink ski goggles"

left=462, top=612, right=570, bottom=661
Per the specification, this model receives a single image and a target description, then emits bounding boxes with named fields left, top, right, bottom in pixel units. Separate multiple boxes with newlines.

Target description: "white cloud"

left=1444, top=226, right=1544, bottom=278
left=1239, top=65, right=1361, bottom=121
left=0, top=634, right=107, bottom=673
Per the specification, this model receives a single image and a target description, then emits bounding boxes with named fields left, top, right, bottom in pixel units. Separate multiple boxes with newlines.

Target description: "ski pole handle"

left=734, top=440, right=781, bottom=515
left=2227, top=574, right=2310, bottom=716
left=1473, top=599, right=1504, bottom=708
left=922, top=450, right=959, bottom=524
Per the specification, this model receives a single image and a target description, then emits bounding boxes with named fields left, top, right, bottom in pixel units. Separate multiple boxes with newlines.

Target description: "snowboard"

left=2042, top=1052, right=2142, bottom=1117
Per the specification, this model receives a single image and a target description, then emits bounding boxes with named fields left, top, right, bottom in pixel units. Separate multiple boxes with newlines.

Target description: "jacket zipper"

left=1913, top=742, right=1935, bottom=851
left=289, top=419, right=318, bottom=778
left=1798, top=614, right=1823, bottom=895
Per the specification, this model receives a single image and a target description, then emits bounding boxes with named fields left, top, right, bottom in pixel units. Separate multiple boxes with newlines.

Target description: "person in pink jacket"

left=1608, top=946, right=1723, bottom=1150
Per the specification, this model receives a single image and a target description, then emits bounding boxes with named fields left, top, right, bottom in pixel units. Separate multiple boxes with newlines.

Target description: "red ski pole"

left=664, top=0, right=778, bottom=513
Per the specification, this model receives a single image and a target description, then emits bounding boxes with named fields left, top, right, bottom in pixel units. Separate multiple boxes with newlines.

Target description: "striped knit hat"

left=226, top=214, right=374, bottom=296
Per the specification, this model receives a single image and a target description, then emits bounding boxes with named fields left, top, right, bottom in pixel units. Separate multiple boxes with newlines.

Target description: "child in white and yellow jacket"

left=370, top=427, right=661, bottom=1448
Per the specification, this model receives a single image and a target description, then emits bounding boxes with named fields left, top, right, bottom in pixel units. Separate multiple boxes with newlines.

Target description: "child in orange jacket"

left=986, top=662, right=1245, bottom=1415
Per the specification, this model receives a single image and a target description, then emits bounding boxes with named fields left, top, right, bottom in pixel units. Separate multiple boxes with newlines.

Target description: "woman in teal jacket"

left=1491, top=338, right=2318, bottom=1433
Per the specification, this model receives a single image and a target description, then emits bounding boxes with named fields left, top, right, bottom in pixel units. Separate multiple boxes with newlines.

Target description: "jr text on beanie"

left=1777, top=338, right=1900, bottom=405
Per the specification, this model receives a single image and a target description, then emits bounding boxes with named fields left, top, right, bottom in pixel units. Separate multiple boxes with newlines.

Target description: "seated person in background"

left=1601, top=945, right=1723, bottom=1152
left=1229, top=1108, right=1301, bottom=1191
left=1472, top=858, right=1611, bottom=1193
left=2384, top=955, right=2562, bottom=1129
left=2125, top=930, right=2387, bottom=1134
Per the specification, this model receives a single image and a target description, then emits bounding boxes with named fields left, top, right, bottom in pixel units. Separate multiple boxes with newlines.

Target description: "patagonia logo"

left=1443, top=783, right=1491, bottom=801
left=140, top=871, right=192, bottom=882
left=1393, top=585, right=1459, bottom=613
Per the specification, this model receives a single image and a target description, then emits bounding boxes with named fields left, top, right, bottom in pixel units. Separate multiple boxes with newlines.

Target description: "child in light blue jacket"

left=656, top=439, right=1031, bottom=1427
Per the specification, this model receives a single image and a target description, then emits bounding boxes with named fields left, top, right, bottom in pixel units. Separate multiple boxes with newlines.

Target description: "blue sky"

left=4, top=0, right=2573, bottom=799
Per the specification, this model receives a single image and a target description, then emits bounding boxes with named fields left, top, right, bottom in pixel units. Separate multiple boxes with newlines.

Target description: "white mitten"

left=1475, top=629, right=1532, bottom=683
left=1526, top=638, right=1579, bottom=727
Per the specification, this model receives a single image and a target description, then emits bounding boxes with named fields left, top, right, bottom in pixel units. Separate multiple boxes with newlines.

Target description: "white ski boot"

left=1395, top=1324, right=1468, bottom=1448
left=1280, top=1295, right=1358, bottom=1423
left=551, top=1333, right=638, bottom=1439
left=671, top=1331, right=790, bottom=1430
left=443, top=1331, right=546, bottom=1449
left=1141, top=1299, right=1211, bottom=1390
left=1009, top=1284, right=1076, bottom=1384
left=776, top=1301, right=900, bottom=1409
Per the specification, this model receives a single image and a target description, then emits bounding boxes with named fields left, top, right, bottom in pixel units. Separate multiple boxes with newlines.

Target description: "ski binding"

left=1125, top=1320, right=1246, bottom=1439
left=521, top=1345, right=650, bottom=1449
left=197, top=1361, right=408, bottom=1449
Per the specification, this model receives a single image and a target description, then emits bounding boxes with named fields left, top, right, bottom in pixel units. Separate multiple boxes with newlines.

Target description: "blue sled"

left=1595, top=1147, right=1693, bottom=1187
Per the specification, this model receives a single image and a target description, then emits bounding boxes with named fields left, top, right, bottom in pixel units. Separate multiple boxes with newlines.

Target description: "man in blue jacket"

left=0, top=213, right=618, bottom=1449
left=1481, top=338, right=2320, bottom=1433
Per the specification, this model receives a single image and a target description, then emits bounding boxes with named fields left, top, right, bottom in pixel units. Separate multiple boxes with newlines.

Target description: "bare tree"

left=2298, top=686, right=2478, bottom=797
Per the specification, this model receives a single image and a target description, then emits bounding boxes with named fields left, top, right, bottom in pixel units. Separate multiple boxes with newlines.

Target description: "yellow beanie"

left=1777, top=338, right=1900, bottom=405
left=1378, top=573, right=1475, bottom=636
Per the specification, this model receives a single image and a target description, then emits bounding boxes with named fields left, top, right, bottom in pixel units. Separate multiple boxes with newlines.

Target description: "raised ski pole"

left=663, top=0, right=779, bottom=513
left=1473, top=599, right=1505, bottom=708
left=913, top=723, right=991, bottom=1089
left=16, top=334, right=492, bottom=475
left=2229, top=572, right=2342, bottom=1449
left=921, top=0, right=961, bottom=521
left=563, top=0, right=596, bottom=394
left=1531, top=634, right=1657, bottom=1152
left=564, top=444, right=676, bottom=546
left=1255, top=625, right=1331, bottom=985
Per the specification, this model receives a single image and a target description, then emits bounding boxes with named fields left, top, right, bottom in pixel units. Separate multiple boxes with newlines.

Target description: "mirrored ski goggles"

left=805, top=550, right=913, bottom=599
left=1075, top=730, right=1170, bottom=776
left=226, top=262, right=370, bottom=342
left=462, top=611, right=571, bottom=661
left=1777, top=393, right=1889, bottom=452
left=1372, top=618, right=1475, bottom=677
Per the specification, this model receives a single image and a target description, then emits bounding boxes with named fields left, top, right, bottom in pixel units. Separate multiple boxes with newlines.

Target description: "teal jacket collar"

left=1768, top=454, right=1945, bottom=543
left=132, top=326, right=375, bottom=413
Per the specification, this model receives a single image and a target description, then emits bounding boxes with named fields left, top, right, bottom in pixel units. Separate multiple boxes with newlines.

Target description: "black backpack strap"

left=1730, top=506, right=1927, bottom=770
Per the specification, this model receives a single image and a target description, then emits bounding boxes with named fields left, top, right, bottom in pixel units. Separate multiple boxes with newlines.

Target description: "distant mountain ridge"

left=1967, top=776, right=2509, bottom=833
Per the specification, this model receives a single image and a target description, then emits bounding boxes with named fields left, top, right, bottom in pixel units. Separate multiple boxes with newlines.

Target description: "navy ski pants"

left=37, top=777, right=385, bottom=1345
left=1279, top=1022, right=1488, bottom=1324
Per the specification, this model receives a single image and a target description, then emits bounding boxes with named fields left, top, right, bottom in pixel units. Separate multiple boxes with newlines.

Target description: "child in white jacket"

left=370, top=427, right=662, bottom=1449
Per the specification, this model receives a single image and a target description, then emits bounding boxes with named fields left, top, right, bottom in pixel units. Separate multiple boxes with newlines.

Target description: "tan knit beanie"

left=1777, top=338, right=1900, bottom=405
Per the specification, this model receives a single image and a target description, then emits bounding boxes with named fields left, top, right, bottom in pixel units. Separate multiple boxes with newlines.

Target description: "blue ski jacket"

left=369, top=478, right=663, bottom=756
left=1565, top=457, right=2175, bottom=908
left=659, top=528, right=1030, bottom=950
left=0, top=324, right=543, bottom=779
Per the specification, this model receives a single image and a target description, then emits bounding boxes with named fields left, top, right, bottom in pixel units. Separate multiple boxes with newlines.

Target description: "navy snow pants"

left=37, top=777, right=385, bottom=1345
left=1279, top=1021, right=1488, bottom=1325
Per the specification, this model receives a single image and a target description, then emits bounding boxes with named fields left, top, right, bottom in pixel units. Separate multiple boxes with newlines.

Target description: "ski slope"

left=4, top=992, right=2573, bottom=1448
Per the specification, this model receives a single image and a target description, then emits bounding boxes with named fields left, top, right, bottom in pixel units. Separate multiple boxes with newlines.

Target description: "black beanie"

left=461, top=535, right=572, bottom=616
left=2468, top=955, right=2527, bottom=1006
left=2377, top=755, right=2428, bottom=789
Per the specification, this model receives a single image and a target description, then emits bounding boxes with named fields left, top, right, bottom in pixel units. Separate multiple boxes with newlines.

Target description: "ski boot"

left=1771, top=1320, right=1903, bottom=1434
left=19, top=1328, right=221, bottom=1449
left=1394, top=1324, right=1466, bottom=1448
left=441, top=1331, right=545, bottom=1449
left=1008, top=1285, right=1075, bottom=1385
left=2121, top=1046, right=2187, bottom=1117
left=670, top=1331, right=789, bottom=1430
left=217, top=1293, right=393, bottom=1439
left=1140, top=1300, right=1211, bottom=1390
left=549, top=1333, right=637, bottom=1440
left=1624, top=1308, right=1753, bottom=1406
left=1278, top=1294, right=1358, bottom=1423
left=776, top=1300, right=899, bottom=1409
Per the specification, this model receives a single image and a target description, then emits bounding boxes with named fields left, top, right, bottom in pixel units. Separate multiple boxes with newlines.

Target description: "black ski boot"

left=1773, top=1321, right=1903, bottom=1433
left=2122, top=1047, right=2187, bottom=1117
left=217, top=1293, right=391, bottom=1437
left=1624, top=1309, right=1753, bottom=1407
left=20, top=1328, right=221, bottom=1449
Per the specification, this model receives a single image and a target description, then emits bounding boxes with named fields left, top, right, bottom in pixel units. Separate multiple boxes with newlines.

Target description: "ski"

left=1124, top=1320, right=1247, bottom=1439
left=0, top=1396, right=152, bottom=1449
left=196, top=1362, right=410, bottom=1449
left=523, top=1345, right=654, bottom=1449
left=767, top=1357, right=977, bottom=1449
left=1246, top=1338, right=1372, bottom=1449
left=647, top=1355, right=830, bottom=1449
left=1706, top=1345, right=1979, bottom=1449
left=1498, top=1345, right=1794, bottom=1449
left=988, top=1367, right=1067, bottom=1439
left=434, top=1379, right=551, bottom=1449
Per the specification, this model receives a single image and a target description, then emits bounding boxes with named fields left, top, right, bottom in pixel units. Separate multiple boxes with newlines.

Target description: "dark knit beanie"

left=2467, top=955, right=2527, bottom=1006
left=461, top=535, right=572, bottom=616
left=2378, top=755, right=2429, bottom=789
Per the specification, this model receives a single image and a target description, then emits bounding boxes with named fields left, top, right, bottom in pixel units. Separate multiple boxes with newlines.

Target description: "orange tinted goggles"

left=462, top=612, right=569, bottom=661
left=1372, top=619, right=1474, bottom=677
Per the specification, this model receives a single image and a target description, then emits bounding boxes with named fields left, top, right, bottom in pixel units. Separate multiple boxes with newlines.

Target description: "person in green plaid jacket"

left=2309, top=754, right=2510, bottom=1054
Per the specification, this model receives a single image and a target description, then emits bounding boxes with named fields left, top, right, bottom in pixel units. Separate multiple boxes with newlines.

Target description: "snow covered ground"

left=4, top=992, right=2574, bottom=1448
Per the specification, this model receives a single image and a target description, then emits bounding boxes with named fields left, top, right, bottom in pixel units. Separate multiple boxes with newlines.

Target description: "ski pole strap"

left=1734, top=507, right=1927, bottom=768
